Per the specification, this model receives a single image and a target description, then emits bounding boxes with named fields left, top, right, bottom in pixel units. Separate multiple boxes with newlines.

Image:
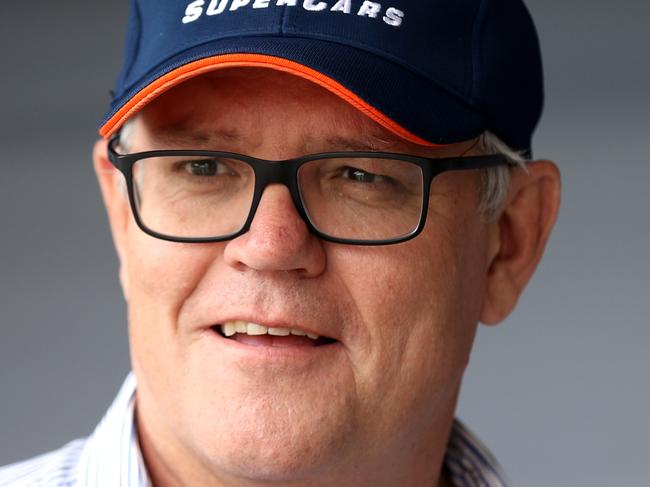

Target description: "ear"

left=93, top=138, right=131, bottom=300
left=480, top=161, right=561, bottom=325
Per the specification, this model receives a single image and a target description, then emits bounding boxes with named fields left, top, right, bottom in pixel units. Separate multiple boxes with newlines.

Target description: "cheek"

left=126, top=232, right=219, bottom=307
left=338, top=242, right=472, bottom=362
left=123, top=230, right=222, bottom=364
left=330, top=207, right=488, bottom=411
left=337, top=230, right=485, bottom=343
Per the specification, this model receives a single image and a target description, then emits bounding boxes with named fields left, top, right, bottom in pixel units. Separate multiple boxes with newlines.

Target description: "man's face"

left=104, top=69, right=495, bottom=482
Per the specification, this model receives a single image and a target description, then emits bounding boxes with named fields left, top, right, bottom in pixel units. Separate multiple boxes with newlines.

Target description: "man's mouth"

left=212, top=321, right=337, bottom=347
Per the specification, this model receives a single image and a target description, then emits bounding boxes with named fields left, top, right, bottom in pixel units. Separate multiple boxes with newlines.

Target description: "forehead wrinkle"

left=149, top=124, right=244, bottom=148
left=324, top=134, right=396, bottom=152
left=301, top=132, right=400, bottom=153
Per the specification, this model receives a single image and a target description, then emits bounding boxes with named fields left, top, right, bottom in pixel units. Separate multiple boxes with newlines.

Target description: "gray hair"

left=118, top=121, right=526, bottom=217
left=477, top=132, right=528, bottom=217
left=118, top=118, right=136, bottom=153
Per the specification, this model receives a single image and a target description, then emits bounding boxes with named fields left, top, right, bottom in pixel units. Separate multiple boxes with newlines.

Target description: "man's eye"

left=342, top=167, right=385, bottom=184
left=184, top=159, right=226, bottom=177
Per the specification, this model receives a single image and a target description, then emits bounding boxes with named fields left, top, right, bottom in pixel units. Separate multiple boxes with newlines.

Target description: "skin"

left=93, top=68, right=561, bottom=487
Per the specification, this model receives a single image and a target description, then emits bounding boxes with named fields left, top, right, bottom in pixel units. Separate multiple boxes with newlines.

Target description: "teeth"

left=247, top=323, right=267, bottom=335
left=268, top=327, right=291, bottom=336
left=220, top=322, right=320, bottom=340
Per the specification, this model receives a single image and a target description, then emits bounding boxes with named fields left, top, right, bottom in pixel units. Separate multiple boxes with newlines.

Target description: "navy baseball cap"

left=101, top=0, right=544, bottom=154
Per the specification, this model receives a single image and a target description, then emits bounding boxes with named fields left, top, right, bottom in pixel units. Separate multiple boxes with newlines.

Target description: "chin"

left=191, top=398, right=355, bottom=483
left=199, top=427, right=343, bottom=482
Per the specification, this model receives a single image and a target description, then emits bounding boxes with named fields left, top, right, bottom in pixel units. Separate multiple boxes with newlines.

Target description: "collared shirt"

left=0, top=374, right=508, bottom=486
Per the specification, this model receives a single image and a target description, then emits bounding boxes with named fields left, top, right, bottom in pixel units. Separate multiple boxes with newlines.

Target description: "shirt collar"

left=445, top=419, right=510, bottom=487
left=76, top=373, right=151, bottom=487
left=77, top=373, right=508, bottom=487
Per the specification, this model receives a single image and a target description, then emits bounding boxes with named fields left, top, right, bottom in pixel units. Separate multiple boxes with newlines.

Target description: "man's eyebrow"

left=320, top=134, right=399, bottom=152
left=151, top=126, right=242, bottom=147
left=149, top=127, right=400, bottom=152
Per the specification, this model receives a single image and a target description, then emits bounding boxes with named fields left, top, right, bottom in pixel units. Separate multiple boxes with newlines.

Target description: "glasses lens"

left=298, top=157, right=424, bottom=241
left=131, top=155, right=255, bottom=239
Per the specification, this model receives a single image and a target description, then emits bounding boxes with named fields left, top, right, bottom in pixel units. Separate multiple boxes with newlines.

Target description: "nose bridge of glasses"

left=253, top=157, right=298, bottom=186
left=251, top=158, right=308, bottom=223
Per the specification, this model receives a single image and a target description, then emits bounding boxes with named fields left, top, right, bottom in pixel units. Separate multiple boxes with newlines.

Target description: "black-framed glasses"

left=107, top=134, right=509, bottom=246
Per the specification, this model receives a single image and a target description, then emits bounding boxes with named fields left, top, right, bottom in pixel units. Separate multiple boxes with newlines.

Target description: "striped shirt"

left=0, top=374, right=508, bottom=486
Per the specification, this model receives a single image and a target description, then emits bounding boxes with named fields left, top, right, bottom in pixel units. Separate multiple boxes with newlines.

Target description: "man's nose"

left=223, top=184, right=326, bottom=276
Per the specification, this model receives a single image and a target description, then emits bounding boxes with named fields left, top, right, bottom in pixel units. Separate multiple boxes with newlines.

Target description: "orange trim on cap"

left=99, top=54, right=438, bottom=147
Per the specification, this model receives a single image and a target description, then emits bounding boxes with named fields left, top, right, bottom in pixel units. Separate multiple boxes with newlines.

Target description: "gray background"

left=1, top=1, right=648, bottom=486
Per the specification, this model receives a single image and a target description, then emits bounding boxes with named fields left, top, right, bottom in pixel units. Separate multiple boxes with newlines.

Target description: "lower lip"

left=204, top=327, right=343, bottom=364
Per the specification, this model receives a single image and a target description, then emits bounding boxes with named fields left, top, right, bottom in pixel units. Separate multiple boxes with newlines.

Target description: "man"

left=0, top=0, right=560, bottom=485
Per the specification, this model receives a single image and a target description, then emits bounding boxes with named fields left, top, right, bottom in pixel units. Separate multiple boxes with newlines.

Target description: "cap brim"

left=100, top=37, right=485, bottom=146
